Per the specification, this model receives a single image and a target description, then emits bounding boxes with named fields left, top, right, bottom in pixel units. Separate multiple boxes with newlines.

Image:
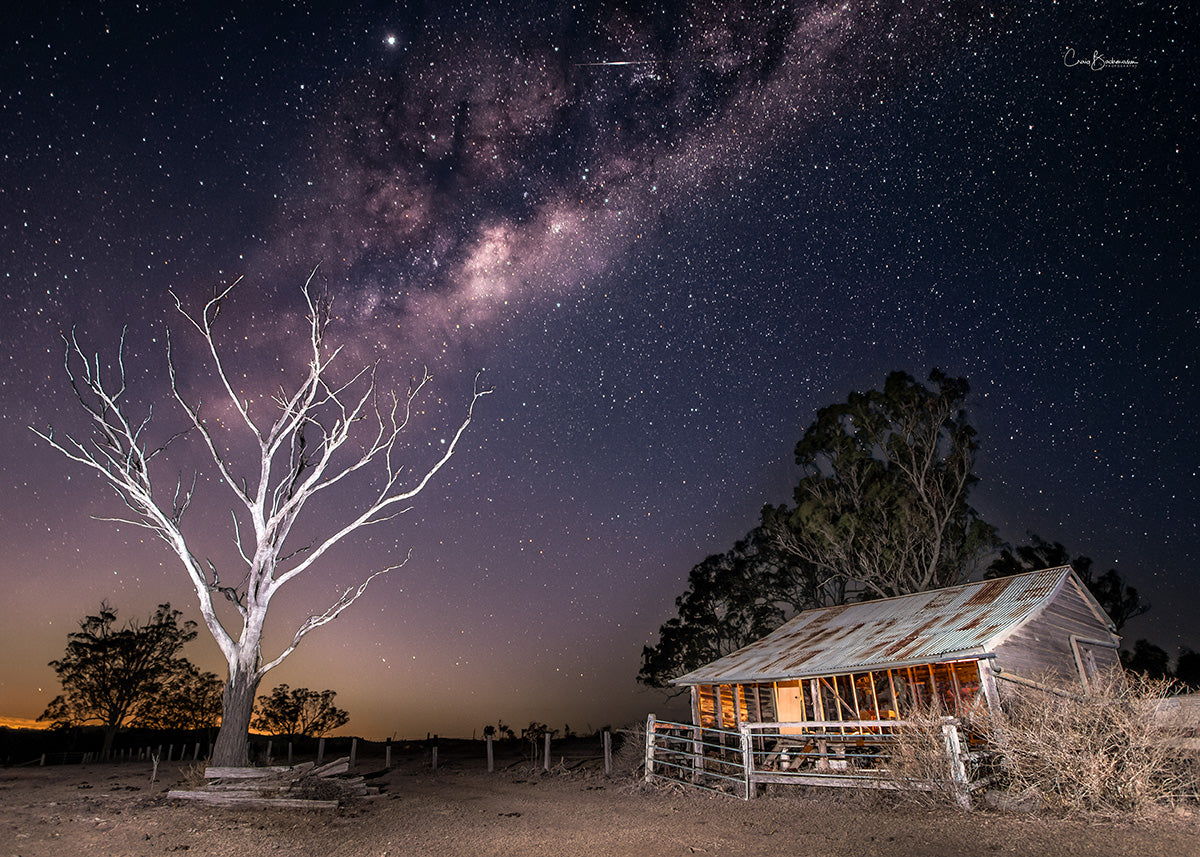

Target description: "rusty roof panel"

left=672, top=567, right=1073, bottom=685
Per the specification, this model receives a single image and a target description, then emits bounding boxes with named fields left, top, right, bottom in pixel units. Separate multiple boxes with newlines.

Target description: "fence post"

left=941, top=719, right=971, bottom=811
left=350, top=738, right=357, bottom=770
left=265, top=740, right=272, bottom=763
left=543, top=733, right=551, bottom=772
left=603, top=730, right=612, bottom=776
left=317, top=737, right=325, bottom=765
left=740, top=726, right=754, bottom=800
left=486, top=735, right=494, bottom=772
left=644, top=714, right=656, bottom=783
left=385, top=739, right=392, bottom=770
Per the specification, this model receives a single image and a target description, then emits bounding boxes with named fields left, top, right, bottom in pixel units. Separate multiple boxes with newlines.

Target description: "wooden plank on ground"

left=167, top=789, right=339, bottom=809
left=205, top=765, right=294, bottom=779
left=312, top=757, right=350, bottom=777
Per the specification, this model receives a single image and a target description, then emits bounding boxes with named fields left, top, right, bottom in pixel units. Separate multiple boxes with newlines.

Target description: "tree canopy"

left=638, top=529, right=787, bottom=689
left=765, top=370, right=996, bottom=601
left=985, top=534, right=1149, bottom=632
left=40, top=602, right=197, bottom=757
left=251, top=684, right=349, bottom=740
left=132, top=660, right=224, bottom=732
left=641, top=369, right=997, bottom=689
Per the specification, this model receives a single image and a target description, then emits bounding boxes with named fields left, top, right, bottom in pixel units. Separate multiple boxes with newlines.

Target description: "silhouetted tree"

left=1121, top=639, right=1171, bottom=679
left=132, top=660, right=224, bottom=733
left=638, top=529, right=788, bottom=690
left=1173, top=648, right=1200, bottom=690
left=40, top=602, right=196, bottom=758
left=642, top=370, right=997, bottom=689
left=986, top=534, right=1149, bottom=632
left=252, top=684, right=349, bottom=739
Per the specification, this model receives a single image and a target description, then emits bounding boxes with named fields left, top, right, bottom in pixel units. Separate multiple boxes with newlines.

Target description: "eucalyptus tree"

left=765, top=370, right=996, bottom=600
left=252, top=684, right=349, bottom=740
left=642, top=370, right=997, bottom=687
left=40, top=602, right=196, bottom=758
left=32, top=271, right=488, bottom=765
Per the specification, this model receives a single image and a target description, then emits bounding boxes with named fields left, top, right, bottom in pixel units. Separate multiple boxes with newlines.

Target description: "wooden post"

left=385, top=739, right=392, bottom=770
left=603, top=731, right=612, bottom=776
left=287, top=741, right=293, bottom=766
left=194, top=742, right=200, bottom=760
left=486, top=735, right=494, bottom=772
left=543, top=733, right=551, bottom=772
left=740, top=726, right=754, bottom=800
left=317, top=738, right=325, bottom=765
left=431, top=746, right=438, bottom=771
left=350, top=738, right=357, bottom=770
left=941, top=719, right=971, bottom=810
left=644, top=714, right=656, bottom=783
left=39, top=753, right=45, bottom=766
left=265, top=740, right=272, bottom=763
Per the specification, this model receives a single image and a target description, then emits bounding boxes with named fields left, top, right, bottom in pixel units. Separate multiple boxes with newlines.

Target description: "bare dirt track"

left=2, top=756, right=1197, bottom=857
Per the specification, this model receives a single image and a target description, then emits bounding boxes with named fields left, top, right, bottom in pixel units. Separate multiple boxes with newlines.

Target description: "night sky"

left=2, top=2, right=1194, bottom=741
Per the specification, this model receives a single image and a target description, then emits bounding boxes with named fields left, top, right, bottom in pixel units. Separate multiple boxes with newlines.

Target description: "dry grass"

left=177, top=761, right=208, bottom=790
left=883, top=703, right=979, bottom=808
left=982, top=672, right=1199, bottom=817
left=881, top=673, right=1200, bottom=817
left=612, top=722, right=647, bottom=779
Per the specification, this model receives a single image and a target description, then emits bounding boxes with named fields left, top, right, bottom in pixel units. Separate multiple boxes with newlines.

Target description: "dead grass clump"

left=884, top=704, right=976, bottom=808
left=986, top=672, right=1199, bottom=817
left=612, top=723, right=647, bottom=780
left=177, top=762, right=207, bottom=790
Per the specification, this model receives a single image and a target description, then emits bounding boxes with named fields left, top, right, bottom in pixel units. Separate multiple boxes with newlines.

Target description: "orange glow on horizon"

left=0, top=715, right=50, bottom=731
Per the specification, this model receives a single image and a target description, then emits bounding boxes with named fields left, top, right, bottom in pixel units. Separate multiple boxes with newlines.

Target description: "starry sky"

left=1, top=2, right=1195, bottom=740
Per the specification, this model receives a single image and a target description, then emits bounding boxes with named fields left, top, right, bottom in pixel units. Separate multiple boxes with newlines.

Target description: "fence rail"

left=645, top=714, right=975, bottom=807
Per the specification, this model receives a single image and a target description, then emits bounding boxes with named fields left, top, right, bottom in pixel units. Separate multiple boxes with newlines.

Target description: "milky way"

left=267, top=1, right=1010, bottom=356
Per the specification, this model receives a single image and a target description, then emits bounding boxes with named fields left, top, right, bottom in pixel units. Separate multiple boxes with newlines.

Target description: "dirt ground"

left=2, top=750, right=1197, bottom=857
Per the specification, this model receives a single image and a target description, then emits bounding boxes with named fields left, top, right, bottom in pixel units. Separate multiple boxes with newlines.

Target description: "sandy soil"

left=2, top=750, right=1197, bottom=857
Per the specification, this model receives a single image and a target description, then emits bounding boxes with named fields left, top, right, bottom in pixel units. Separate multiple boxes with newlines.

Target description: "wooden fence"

left=645, top=714, right=977, bottom=807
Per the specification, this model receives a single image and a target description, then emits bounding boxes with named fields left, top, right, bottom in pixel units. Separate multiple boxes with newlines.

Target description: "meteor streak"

left=574, top=60, right=657, bottom=66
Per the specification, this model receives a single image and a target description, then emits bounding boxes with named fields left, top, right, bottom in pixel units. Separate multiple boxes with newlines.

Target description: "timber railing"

left=645, top=714, right=978, bottom=807
left=644, top=717, right=752, bottom=799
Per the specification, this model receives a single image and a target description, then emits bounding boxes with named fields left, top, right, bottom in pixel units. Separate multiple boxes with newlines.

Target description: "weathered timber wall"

left=990, top=576, right=1119, bottom=689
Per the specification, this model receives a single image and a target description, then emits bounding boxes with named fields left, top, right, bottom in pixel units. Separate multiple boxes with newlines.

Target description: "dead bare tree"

left=31, top=270, right=489, bottom=766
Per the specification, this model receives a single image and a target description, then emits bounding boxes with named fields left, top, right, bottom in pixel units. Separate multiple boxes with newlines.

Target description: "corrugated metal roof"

left=671, top=567, right=1073, bottom=685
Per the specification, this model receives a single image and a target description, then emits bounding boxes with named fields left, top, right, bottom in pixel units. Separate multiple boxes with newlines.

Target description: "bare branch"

left=259, top=552, right=412, bottom=676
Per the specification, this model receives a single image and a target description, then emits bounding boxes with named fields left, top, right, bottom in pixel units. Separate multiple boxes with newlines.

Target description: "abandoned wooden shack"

left=647, top=566, right=1121, bottom=798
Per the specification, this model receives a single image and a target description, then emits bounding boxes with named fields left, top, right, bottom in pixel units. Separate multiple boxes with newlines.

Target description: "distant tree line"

left=639, top=370, right=1183, bottom=691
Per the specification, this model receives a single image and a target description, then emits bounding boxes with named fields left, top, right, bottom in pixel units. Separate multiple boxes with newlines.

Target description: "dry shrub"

left=177, top=762, right=208, bottom=790
left=985, top=672, right=1199, bottom=817
left=884, top=703, right=977, bottom=808
left=612, top=723, right=647, bottom=779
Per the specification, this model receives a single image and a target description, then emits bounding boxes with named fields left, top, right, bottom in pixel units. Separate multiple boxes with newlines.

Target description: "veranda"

left=646, top=659, right=990, bottom=804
